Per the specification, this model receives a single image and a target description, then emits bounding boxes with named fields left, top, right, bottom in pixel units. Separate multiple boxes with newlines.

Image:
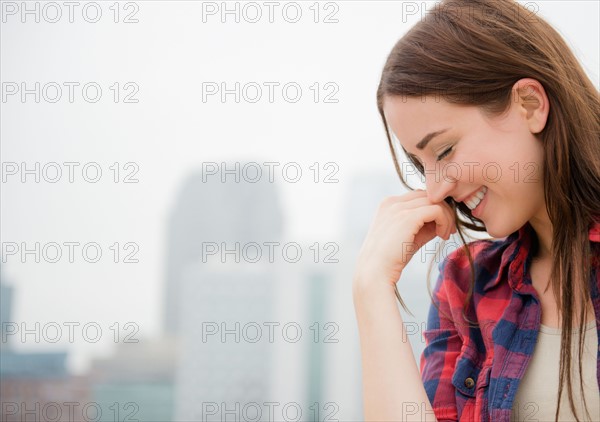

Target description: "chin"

left=485, top=220, right=523, bottom=239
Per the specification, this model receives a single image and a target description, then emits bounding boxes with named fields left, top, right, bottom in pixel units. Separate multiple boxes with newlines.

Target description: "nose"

left=424, top=162, right=457, bottom=203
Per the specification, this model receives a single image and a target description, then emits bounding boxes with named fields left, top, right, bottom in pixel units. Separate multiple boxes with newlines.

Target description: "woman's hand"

left=352, top=189, right=457, bottom=293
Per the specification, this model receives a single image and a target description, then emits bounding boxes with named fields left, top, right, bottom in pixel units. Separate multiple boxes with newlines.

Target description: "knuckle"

left=380, top=195, right=397, bottom=207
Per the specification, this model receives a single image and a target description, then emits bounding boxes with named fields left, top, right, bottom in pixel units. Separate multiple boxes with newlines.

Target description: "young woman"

left=352, top=1, right=600, bottom=421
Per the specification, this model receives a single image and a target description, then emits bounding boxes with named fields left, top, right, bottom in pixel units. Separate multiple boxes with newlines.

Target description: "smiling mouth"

left=464, top=186, right=488, bottom=210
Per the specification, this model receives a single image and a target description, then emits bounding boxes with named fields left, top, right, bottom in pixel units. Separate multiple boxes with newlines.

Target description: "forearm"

left=353, top=282, right=438, bottom=422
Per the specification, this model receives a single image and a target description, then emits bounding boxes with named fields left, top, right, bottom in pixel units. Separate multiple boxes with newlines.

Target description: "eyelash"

left=410, top=146, right=453, bottom=168
left=436, top=147, right=453, bottom=162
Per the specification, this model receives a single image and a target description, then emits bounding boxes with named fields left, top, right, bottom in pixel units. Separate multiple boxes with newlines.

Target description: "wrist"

left=353, top=280, right=398, bottom=309
left=352, top=266, right=402, bottom=297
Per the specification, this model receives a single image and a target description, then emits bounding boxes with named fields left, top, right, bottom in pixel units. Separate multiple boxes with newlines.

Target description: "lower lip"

left=471, top=189, right=488, bottom=218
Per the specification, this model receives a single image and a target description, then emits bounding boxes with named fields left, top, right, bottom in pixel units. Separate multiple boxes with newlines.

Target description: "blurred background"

left=1, top=1, right=598, bottom=421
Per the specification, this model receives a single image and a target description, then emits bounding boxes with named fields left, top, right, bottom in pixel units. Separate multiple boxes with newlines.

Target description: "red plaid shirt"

left=419, top=218, right=600, bottom=422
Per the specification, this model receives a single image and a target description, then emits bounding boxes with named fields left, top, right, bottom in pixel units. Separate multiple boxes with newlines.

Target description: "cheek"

left=441, top=161, right=462, bottom=181
left=476, top=147, right=520, bottom=184
left=453, top=153, right=497, bottom=184
left=517, top=161, right=544, bottom=186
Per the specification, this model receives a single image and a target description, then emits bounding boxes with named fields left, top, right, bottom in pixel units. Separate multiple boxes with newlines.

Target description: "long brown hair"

left=376, top=0, right=600, bottom=421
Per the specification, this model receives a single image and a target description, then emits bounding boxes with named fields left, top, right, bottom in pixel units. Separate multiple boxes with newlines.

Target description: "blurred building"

left=1, top=373, right=91, bottom=422
left=1, top=280, right=13, bottom=351
left=175, top=266, right=276, bottom=421
left=304, top=269, right=333, bottom=420
left=163, top=164, right=284, bottom=337
left=168, top=163, right=284, bottom=420
left=88, top=338, right=177, bottom=422
left=0, top=272, right=91, bottom=422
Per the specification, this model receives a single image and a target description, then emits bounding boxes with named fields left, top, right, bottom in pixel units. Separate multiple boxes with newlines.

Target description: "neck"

left=528, top=210, right=553, bottom=260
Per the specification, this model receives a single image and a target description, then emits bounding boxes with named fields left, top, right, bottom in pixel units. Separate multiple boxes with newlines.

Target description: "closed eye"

left=436, top=147, right=453, bottom=162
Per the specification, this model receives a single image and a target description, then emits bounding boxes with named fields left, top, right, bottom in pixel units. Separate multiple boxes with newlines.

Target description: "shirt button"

left=464, top=377, right=475, bottom=388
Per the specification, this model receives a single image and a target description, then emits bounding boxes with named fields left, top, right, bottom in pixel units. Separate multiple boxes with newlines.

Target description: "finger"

left=392, top=196, right=436, bottom=210
left=394, top=191, right=452, bottom=210
left=375, top=190, right=427, bottom=209
left=440, top=202, right=456, bottom=238
left=417, top=204, right=454, bottom=240
left=442, top=206, right=457, bottom=239
left=401, top=190, right=455, bottom=209
left=432, top=198, right=457, bottom=238
left=389, top=196, right=456, bottom=238
left=399, top=188, right=429, bottom=201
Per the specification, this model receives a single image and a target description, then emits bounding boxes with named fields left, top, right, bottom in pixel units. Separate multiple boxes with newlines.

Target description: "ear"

left=512, top=78, right=550, bottom=134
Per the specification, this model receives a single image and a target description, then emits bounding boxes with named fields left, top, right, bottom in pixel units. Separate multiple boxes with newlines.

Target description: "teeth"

left=465, top=186, right=487, bottom=210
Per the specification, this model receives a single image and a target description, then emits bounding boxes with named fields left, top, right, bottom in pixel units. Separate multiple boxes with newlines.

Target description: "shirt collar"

left=590, top=217, right=600, bottom=242
left=481, top=217, right=600, bottom=293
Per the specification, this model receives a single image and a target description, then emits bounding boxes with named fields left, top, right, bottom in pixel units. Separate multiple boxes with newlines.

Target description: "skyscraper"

left=163, top=163, right=284, bottom=336
left=1, top=273, right=13, bottom=351
left=167, top=162, right=284, bottom=420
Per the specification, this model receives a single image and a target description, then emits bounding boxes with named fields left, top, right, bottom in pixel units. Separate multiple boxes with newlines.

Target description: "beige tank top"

left=511, top=318, right=600, bottom=422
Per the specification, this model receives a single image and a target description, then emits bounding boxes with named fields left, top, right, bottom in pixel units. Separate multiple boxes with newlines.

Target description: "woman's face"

left=382, top=83, right=549, bottom=238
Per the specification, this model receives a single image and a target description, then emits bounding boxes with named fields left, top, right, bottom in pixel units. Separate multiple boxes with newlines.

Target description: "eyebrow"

left=416, top=128, right=451, bottom=150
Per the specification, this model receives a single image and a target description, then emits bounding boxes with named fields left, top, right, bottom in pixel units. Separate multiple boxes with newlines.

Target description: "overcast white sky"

left=1, top=1, right=598, bottom=372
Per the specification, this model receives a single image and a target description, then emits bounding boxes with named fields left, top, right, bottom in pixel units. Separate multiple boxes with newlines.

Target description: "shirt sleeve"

left=419, top=257, right=464, bottom=422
